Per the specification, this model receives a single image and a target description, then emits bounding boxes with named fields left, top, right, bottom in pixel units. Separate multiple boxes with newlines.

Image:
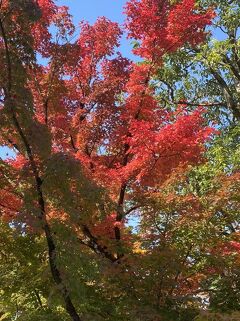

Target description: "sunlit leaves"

left=1, top=0, right=238, bottom=320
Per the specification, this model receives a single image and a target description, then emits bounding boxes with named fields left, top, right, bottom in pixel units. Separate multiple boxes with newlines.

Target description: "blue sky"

left=0, top=146, right=15, bottom=159
left=57, top=0, right=127, bottom=24
left=56, top=1, right=225, bottom=46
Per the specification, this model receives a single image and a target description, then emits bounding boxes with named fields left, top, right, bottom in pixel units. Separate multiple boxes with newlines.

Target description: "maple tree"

left=0, top=0, right=239, bottom=320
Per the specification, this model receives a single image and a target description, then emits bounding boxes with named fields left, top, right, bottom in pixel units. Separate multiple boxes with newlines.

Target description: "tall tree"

left=1, top=1, right=238, bottom=321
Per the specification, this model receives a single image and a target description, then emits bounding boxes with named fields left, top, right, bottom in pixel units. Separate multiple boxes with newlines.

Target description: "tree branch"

left=0, top=17, right=82, bottom=321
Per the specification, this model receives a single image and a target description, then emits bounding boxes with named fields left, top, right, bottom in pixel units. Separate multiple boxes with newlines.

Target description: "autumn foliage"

left=0, top=1, right=239, bottom=321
